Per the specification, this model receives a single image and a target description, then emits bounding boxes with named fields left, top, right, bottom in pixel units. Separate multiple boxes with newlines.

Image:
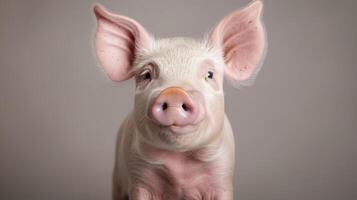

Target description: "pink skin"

left=92, top=1, right=266, bottom=199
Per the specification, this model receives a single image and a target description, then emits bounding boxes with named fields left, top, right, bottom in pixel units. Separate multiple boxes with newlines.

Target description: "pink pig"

left=92, top=1, right=266, bottom=199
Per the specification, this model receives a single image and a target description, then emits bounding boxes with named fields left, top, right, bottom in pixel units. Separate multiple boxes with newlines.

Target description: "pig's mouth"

left=168, top=123, right=200, bottom=135
left=161, top=112, right=205, bottom=135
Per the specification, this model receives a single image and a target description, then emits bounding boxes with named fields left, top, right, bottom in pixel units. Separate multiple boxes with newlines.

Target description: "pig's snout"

left=151, top=87, right=198, bottom=127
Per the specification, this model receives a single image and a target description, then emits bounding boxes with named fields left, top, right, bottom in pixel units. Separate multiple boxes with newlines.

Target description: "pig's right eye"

left=143, top=71, right=151, bottom=80
left=138, top=69, right=152, bottom=81
left=135, top=68, right=153, bottom=89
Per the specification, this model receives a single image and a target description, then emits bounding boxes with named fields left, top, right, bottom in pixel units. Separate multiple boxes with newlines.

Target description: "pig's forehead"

left=134, top=37, right=222, bottom=71
left=152, top=37, right=206, bottom=55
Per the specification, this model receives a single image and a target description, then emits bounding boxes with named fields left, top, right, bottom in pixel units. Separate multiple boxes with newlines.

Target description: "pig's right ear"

left=208, top=1, right=266, bottom=86
left=93, top=4, right=153, bottom=81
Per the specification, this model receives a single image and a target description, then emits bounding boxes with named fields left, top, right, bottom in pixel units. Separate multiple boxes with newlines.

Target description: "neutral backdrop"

left=1, top=0, right=356, bottom=199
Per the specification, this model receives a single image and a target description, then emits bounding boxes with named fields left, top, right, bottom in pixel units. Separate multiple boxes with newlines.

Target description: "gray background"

left=1, top=0, right=356, bottom=199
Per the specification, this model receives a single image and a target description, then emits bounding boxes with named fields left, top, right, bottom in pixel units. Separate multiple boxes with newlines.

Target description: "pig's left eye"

left=206, top=71, right=214, bottom=80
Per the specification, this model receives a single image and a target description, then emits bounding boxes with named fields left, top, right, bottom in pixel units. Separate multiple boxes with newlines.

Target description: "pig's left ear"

left=209, top=1, right=266, bottom=85
left=93, top=4, right=153, bottom=81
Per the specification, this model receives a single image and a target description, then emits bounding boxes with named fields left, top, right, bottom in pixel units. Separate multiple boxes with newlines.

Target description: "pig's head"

left=93, top=1, right=266, bottom=151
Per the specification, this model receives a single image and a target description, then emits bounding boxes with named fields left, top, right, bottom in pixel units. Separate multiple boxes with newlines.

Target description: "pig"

left=92, top=1, right=266, bottom=199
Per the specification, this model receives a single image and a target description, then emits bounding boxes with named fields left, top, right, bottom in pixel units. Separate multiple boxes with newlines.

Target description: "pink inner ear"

left=209, top=1, right=266, bottom=81
left=93, top=4, right=152, bottom=81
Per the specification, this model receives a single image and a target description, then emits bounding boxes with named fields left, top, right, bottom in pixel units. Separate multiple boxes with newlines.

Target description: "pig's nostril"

left=162, top=102, right=168, bottom=110
left=182, top=103, right=188, bottom=111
